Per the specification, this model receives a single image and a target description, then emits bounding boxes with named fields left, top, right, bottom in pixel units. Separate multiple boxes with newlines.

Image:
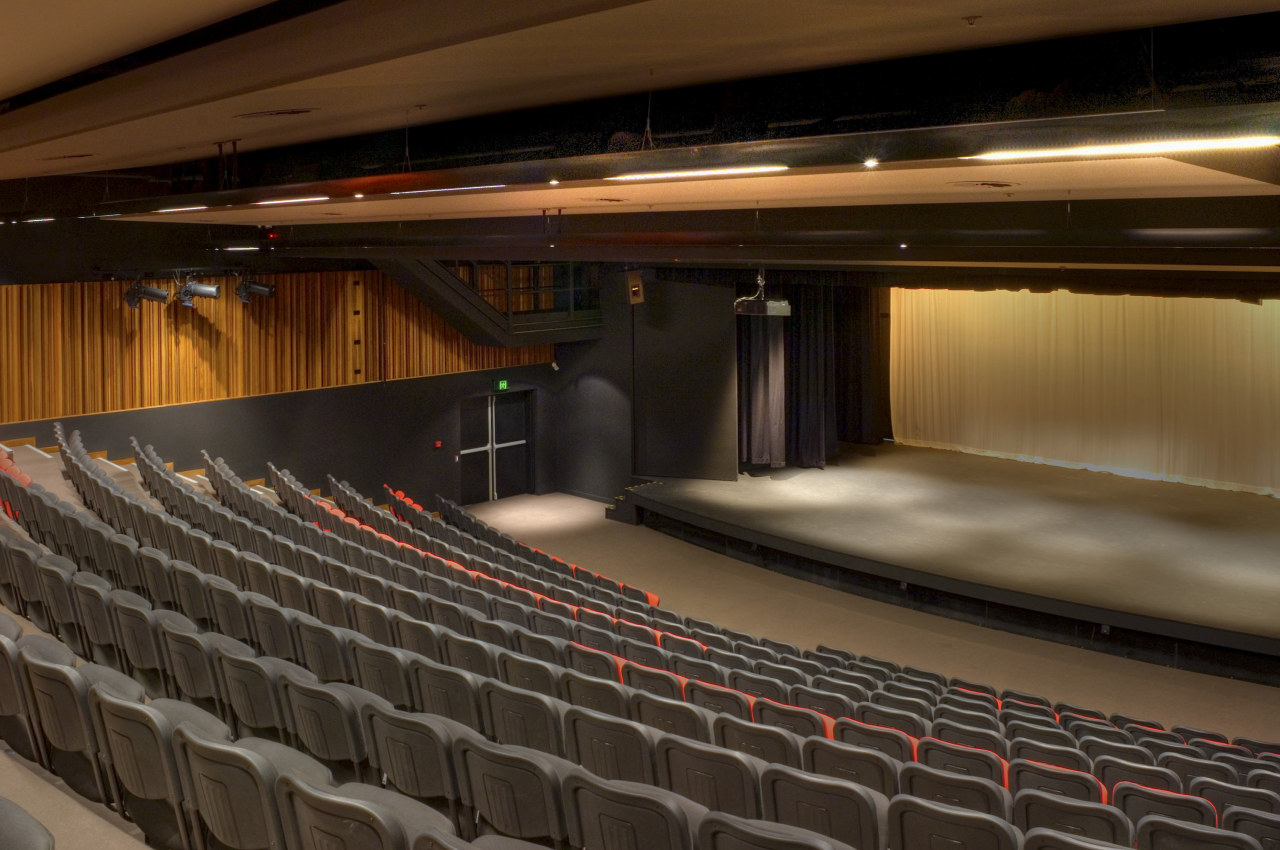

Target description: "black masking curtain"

left=737, top=315, right=786, bottom=466
left=737, top=280, right=837, bottom=469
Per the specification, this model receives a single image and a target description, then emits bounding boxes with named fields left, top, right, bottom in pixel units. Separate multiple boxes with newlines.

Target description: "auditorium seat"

left=1006, top=720, right=1077, bottom=749
left=160, top=615, right=253, bottom=721
left=630, top=691, right=716, bottom=743
left=887, top=796, right=1022, bottom=850
left=1012, top=788, right=1134, bottom=845
left=696, top=810, right=859, bottom=850
left=480, top=678, right=565, bottom=756
left=787, top=683, right=856, bottom=720
left=1112, top=781, right=1217, bottom=827
left=1221, top=807, right=1280, bottom=850
left=1079, top=735, right=1157, bottom=765
left=833, top=716, right=917, bottom=763
left=219, top=653, right=311, bottom=742
left=685, top=679, right=754, bottom=721
left=1008, top=758, right=1107, bottom=803
left=0, top=615, right=40, bottom=760
left=1009, top=737, right=1092, bottom=771
left=1158, top=751, right=1239, bottom=787
left=21, top=637, right=144, bottom=802
left=899, top=761, right=1013, bottom=819
left=561, top=704, right=661, bottom=783
left=931, top=718, right=1009, bottom=759
left=1135, top=814, right=1263, bottom=850
left=655, top=734, right=767, bottom=819
left=563, top=766, right=708, bottom=850
left=277, top=774, right=461, bottom=850
left=916, top=736, right=1008, bottom=785
left=802, top=736, right=901, bottom=797
left=34, top=553, right=88, bottom=657
left=408, top=655, right=485, bottom=731
left=1094, top=756, right=1183, bottom=793
left=92, top=687, right=232, bottom=850
left=0, top=797, right=54, bottom=850
left=560, top=668, right=629, bottom=718
left=453, top=735, right=574, bottom=846
left=855, top=702, right=931, bottom=740
left=760, top=763, right=889, bottom=850
left=1021, top=827, right=1133, bottom=849
left=714, top=713, right=805, bottom=768
left=1191, top=777, right=1280, bottom=817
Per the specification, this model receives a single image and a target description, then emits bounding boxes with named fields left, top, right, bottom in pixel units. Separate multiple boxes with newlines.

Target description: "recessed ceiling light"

left=156, top=205, right=208, bottom=213
left=253, top=196, right=329, bottom=205
left=222, top=246, right=259, bottom=252
left=964, top=136, right=1280, bottom=161
left=899, top=243, right=908, bottom=248
left=863, top=159, right=879, bottom=168
left=548, top=179, right=560, bottom=185
left=353, top=193, right=364, bottom=198
left=235, top=108, right=317, bottom=118
left=606, top=165, right=788, bottom=181
left=23, top=217, right=55, bottom=223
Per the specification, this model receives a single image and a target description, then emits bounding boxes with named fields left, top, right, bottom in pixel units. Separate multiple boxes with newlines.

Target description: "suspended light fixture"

left=124, top=279, right=169, bottom=308
left=178, top=275, right=220, bottom=306
left=734, top=269, right=791, bottom=316
left=237, top=278, right=276, bottom=303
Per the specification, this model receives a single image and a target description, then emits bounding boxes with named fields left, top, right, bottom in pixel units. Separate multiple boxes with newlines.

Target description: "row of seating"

left=0, top=445, right=1009, bottom=849
left=145, top=440, right=1280, bottom=839
left=15, top=432, right=1274, bottom=850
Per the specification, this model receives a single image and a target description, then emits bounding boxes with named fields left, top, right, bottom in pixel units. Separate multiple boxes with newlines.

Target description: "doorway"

left=459, top=391, right=532, bottom=504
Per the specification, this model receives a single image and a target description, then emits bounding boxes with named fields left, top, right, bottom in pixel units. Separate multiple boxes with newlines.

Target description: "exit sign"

left=493, top=378, right=509, bottom=392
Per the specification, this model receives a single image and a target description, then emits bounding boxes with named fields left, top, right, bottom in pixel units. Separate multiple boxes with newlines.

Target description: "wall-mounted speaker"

left=627, top=270, right=645, bottom=305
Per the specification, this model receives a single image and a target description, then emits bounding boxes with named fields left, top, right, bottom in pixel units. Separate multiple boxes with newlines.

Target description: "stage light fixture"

left=178, top=276, right=220, bottom=307
left=734, top=269, right=791, bottom=316
left=124, top=280, right=169, bottom=308
left=237, top=279, right=276, bottom=303
left=606, top=165, right=788, bottom=181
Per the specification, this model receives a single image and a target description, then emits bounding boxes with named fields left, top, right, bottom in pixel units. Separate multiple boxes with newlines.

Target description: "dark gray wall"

left=550, top=271, right=635, bottom=502
left=633, top=275, right=738, bottom=481
left=0, top=363, right=560, bottom=506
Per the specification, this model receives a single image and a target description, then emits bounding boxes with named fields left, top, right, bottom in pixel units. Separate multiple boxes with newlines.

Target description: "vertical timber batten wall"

left=0, top=270, right=553, bottom=425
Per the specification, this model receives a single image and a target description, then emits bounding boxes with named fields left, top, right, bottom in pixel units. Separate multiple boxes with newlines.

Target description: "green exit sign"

left=493, top=378, right=509, bottom=392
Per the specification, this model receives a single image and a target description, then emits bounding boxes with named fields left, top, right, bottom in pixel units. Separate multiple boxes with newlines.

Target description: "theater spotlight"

left=124, top=280, right=169, bottom=308
left=178, top=276, right=220, bottom=307
left=236, top=279, right=276, bottom=303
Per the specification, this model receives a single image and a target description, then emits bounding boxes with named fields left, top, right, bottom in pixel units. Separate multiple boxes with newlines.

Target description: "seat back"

left=900, top=761, right=1012, bottom=819
left=888, top=796, right=1021, bottom=850
left=562, top=705, right=660, bottom=784
left=696, top=810, right=858, bottom=850
left=1112, top=781, right=1217, bottom=827
left=1135, top=814, right=1263, bottom=850
left=802, top=736, right=901, bottom=797
left=714, top=714, right=804, bottom=768
left=0, top=797, right=54, bottom=850
left=656, top=734, right=767, bottom=819
left=479, top=679, right=564, bottom=756
left=452, top=735, right=571, bottom=845
left=1013, top=788, right=1134, bottom=845
left=563, top=767, right=706, bottom=850
left=760, top=763, right=888, bottom=850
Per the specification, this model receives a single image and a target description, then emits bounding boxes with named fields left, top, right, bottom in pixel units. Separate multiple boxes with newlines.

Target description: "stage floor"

left=628, top=443, right=1280, bottom=649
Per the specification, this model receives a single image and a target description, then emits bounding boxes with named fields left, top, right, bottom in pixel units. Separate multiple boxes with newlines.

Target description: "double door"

left=459, top=391, right=531, bottom=504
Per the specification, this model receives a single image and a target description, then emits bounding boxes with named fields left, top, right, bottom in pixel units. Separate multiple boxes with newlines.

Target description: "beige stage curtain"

left=890, top=288, right=1280, bottom=496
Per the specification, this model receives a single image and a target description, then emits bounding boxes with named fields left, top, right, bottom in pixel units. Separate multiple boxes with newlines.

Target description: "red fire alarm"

left=434, top=441, right=442, bottom=449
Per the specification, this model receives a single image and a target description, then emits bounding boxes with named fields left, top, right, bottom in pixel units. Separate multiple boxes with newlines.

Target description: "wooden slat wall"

left=0, top=271, right=553, bottom=425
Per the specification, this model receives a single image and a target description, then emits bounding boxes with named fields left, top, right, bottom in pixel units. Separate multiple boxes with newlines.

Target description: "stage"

left=624, top=443, right=1280, bottom=665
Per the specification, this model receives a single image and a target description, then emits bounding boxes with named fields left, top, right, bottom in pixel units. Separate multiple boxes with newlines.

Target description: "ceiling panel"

left=1, top=0, right=1277, bottom=179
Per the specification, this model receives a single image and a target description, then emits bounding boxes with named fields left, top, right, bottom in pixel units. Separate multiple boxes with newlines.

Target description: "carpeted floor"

left=468, top=488, right=1280, bottom=742
left=626, top=443, right=1280, bottom=641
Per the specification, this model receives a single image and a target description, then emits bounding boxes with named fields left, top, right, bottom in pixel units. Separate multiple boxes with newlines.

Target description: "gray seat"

left=760, top=763, right=889, bottom=850
left=1022, top=827, right=1134, bottom=849
left=802, top=736, right=902, bottom=797
left=713, top=714, right=804, bottom=768
left=900, top=761, right=1013, bottom=819
left=696, top=810, right=859, bottom=850
left=1221, top=807, right=1280, bottom=850
left=277, top=775, right=460, bottom=850
left=1013, top=788, right=1134, bottom=846
left=833, top=716, right=916, bottom=763
left=0, top=796, right=54, bottom=850
left=1009, top=758, right=1106, bottom=803
left=1190, top=776, right=1280, bottom=816
left=479, top=678, right=565, bottom=756
left=452, top=735, right=574, bottom=846
left=280, top=672, right=389, bottom=783
left=916, top=736, right=1007, bottom=785
left=888, top=796, right=1021, bottom=850
left=562, top=704, right=662, bottom=784
left=1112, top=781, right=1216, bottom=827
left=408, top=654, right=485, bottom=731
left=656, top=734, right=768, bottom=819
left=360, top=702, right=473, bottom=835
left=562, top=766, right=708, bottom=850
left=91, top=687, right=232, bottom=850
left=1135, top=814, right=1263, bottom=850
